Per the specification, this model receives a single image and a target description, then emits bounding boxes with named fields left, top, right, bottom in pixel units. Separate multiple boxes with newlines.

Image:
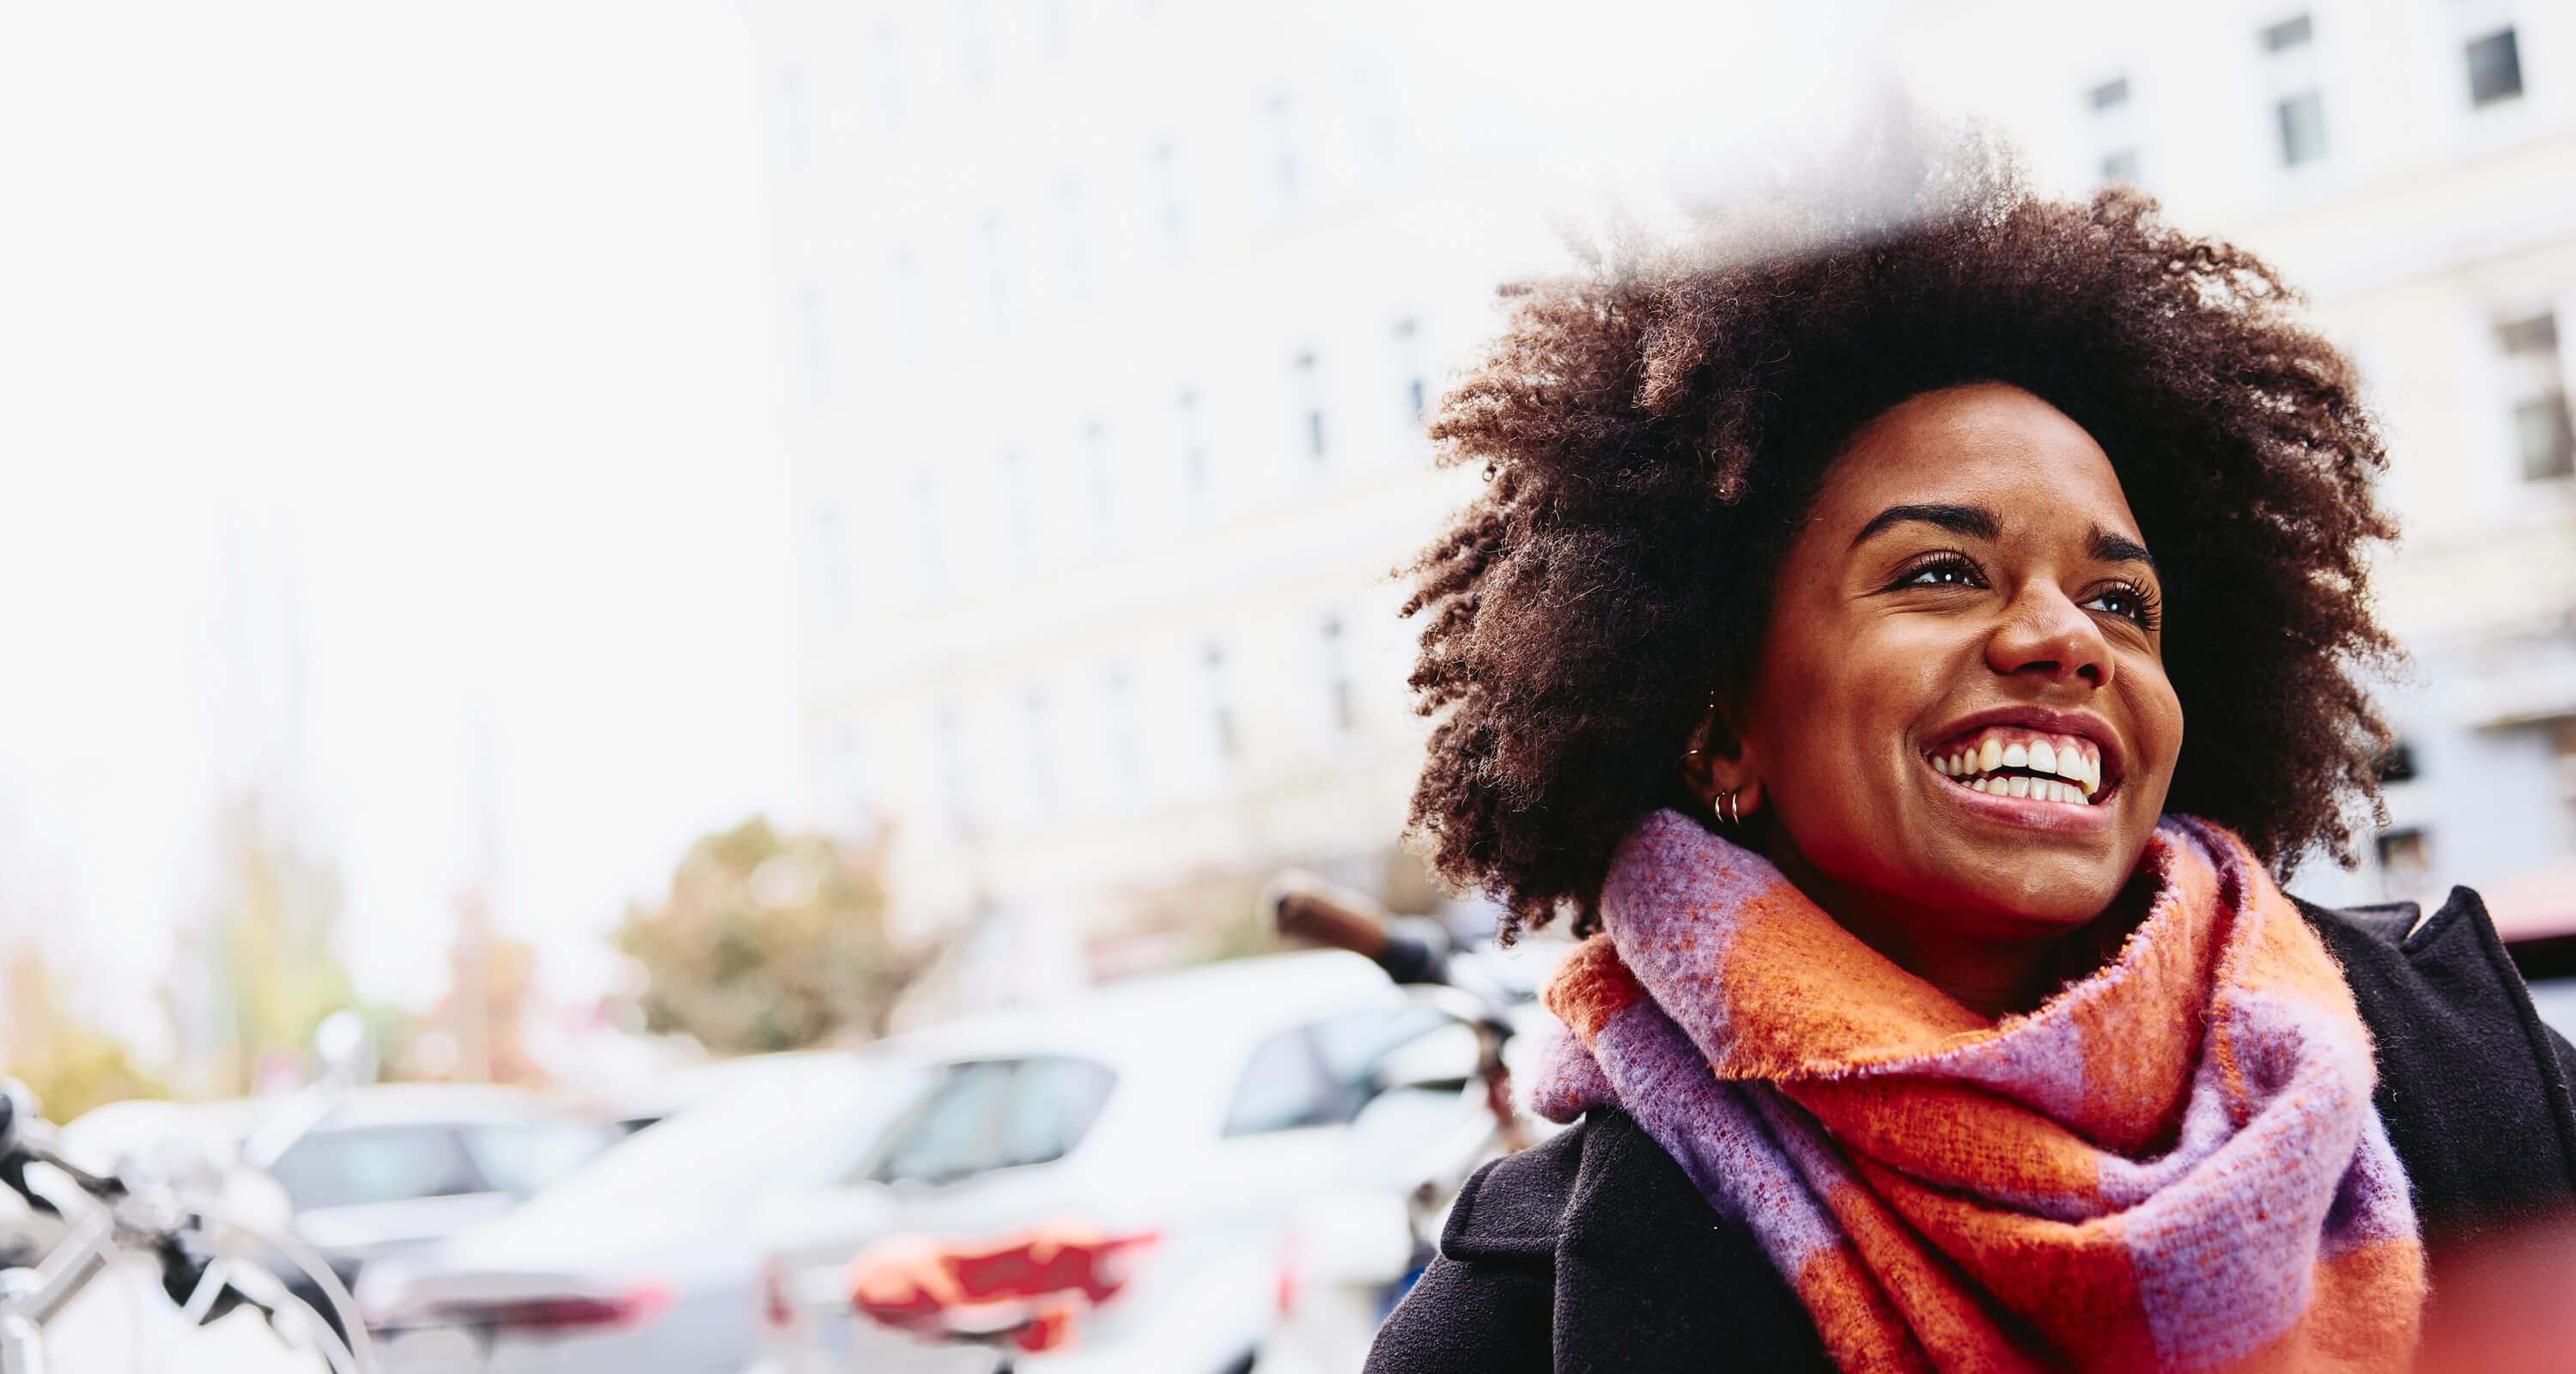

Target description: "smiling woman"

left=1365, top=143, right=2576, bottom=1372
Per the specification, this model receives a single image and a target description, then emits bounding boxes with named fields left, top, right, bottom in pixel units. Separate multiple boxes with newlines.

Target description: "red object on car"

left=846, top=1221, right=1158, bottom=1354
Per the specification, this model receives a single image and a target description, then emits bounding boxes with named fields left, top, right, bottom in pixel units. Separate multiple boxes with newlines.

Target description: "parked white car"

left=746, top=950, right=1507, bottom=1374
left=359, top=1049, right=929, bottom=1374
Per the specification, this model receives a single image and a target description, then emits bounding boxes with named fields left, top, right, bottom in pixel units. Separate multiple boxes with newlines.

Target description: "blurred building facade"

left=1896, top=0, right=2576, bottom=923
left=750, top=0, right=2576, bottom=998
left=740, top=1, right=1565, bottom=992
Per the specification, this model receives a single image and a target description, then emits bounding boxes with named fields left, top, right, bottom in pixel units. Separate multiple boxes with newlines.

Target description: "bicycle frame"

left=0, top=1211, right=114, bottom=1374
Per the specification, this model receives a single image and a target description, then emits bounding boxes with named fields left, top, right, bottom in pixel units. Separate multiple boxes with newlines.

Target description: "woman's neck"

left=1761, top=833, right=2135, bottom=1020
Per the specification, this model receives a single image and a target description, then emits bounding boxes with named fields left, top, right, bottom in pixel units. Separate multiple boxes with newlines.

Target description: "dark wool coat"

left=1364, top=888, right=2576, bottom=1373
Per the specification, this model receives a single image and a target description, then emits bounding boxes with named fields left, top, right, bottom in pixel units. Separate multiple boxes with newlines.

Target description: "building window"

left=775, top=67, right=812, bottom=171
left=828, top=728, right=874, bottom=837
left=2259, top=14, right=2327, bottom=169
left=2275, top=91, right=2327, bottom=167
left=1261, top=94, right=1303, bottom=218
left=2498, top=312, right=2574, bottom=483
left=1076, top=421, right=1116, bottom=547
left=887, top=250, right=924, bottom=359
left=2372, top=739, right=2418, bottom=784
left=1320, top=615, right=1355, bottom=733
left=1292, top=350, right=1326, bottom=463
left=793, top=286, right=830, bottom=401
left=1022, top=686, right=1059, bottom=819
left=910, top=472, right=949, bottom=593
left=959, top=0, right=993, bottom=90
left=1147, top=140, right=1186, bottom=262
left=1201, top=644, right=1239, bottom=764
left=2260, top=13, right=2312, bottom=53
left=811, top=506, right=854, bottom=625
left=1174, top=387, right=1211, bottom=508
left=1391, top=318, right=1427, bottom=426
left=1102, top=667, right=1145, bottom=803
left=1054, top=179, right=1092, bottom=302
left=2087, top=75, right=2138, bottom=185
left=977, top=213, right=1012, bottom=332
left=999, top=447, right=1036, bottom=568
left=870, top=24, right=904, bottom=129
left=2464, top=27, right=2524, bottom=109
left=2374, top=827, right=2430, bottom=879
left=1036, top=0, right=1070, bottom=54
left=935, top=702, right=973, bottom=835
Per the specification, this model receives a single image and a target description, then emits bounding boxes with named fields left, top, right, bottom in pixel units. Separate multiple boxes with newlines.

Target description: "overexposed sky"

left=0, top=1, right=798, bottom=1043
left=0, top=0, right=1930, bottom=1051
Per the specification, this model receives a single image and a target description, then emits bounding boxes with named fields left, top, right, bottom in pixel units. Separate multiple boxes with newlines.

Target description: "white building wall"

left=742, top=0, right=1568, bottom=958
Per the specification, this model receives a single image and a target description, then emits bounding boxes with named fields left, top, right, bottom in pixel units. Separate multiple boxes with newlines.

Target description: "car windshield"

left=460, top=1119, right=617, bottom=1195
left=268, top=1124, right=483, bottom=1212
left=508, top=1054, right=924, bottom=1225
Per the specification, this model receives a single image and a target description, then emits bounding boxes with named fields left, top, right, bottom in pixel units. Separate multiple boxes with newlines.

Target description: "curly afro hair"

left=1402, top=144, right=2398, bottom=939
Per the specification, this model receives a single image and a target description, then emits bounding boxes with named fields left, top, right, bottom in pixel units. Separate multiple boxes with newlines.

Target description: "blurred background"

left=1, top=1, right=2572, bottom=1371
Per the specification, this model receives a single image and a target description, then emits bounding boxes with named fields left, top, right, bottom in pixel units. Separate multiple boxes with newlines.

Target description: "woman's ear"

left=1678, top=702, right=1764, bottom=822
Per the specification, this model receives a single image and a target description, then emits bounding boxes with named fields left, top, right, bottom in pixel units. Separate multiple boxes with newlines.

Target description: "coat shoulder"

left=2295, top=887, right=2576, bottom=1246
left=1437, top=1114, right=1589, bottom=1259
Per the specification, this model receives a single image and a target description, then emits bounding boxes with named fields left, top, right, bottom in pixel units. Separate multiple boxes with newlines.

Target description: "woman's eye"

left=1900, top=559, right=1984, bottom=588
left=2086, top=587, right=2149, bottom=624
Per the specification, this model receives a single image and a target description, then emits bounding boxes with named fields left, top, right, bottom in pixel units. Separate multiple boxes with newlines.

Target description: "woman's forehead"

left=1814, top=382, right=2142, bottom=539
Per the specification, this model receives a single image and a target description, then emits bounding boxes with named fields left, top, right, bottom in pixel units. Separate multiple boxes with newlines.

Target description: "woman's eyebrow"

left=1848, top=502, right=2002, bottom=549
left=2090, top=527, right=2156, bottom=570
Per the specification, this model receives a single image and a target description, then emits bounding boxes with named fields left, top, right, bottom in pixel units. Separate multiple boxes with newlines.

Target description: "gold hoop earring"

left=1716, top=789, right=1740, bottom=826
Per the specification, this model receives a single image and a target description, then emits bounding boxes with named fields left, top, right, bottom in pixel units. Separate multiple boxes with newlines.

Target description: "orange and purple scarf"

left=1534, top=810, right=2426, bottom=1372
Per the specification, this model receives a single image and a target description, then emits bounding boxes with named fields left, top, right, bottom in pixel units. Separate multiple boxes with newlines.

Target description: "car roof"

left=896, top=950, right=1400, bottom=1069
left=307, top=1081, right=585, bottom=1129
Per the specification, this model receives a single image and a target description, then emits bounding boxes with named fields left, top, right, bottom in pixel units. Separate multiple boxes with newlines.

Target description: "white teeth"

left=2052, top=741, right=2086, bottom=782
left=2029, top=740, right=2057, bottom=775
left=2001, top=742, right=2029, bottom=769
left=1978, top=739, right=2002, bottom=772
left=2008, top=776, right=2031, bottom=799
left=1950, top=752, right=1967, bottom=775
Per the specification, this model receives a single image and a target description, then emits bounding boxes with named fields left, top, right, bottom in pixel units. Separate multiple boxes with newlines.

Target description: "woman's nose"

left=1985, top=581, right=2113, bottom=688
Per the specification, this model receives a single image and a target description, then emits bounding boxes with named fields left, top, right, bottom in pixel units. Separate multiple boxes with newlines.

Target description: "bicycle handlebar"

left=0, top=1076, right=371, bottom=1373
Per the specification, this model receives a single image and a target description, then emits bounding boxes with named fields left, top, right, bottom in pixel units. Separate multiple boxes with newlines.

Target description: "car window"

left=1224, top=1006, right=1457, bottom=1138
left=870, top=1056, right=1115, bottom=1186
left=1311, top=1006, right=1456, bottom=1091
left=1222, top=1026, right=1340, bottom=1136
left=268, top=1125, right=483, bottom=1211
left=871, top=1060, right=1021, bottom=1185
left=504, top=1057, right=921, bottom=1228
left=461, top=1121, right=613, bottom=1197
left=994, top=1058, right=1115, bottom=1170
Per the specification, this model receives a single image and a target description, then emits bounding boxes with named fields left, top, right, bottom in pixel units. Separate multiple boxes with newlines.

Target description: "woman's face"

left=1732, top=381, right=2184, bottom=935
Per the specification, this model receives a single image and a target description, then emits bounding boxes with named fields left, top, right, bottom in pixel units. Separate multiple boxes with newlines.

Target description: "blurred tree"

left=407, top=897, right=546, bottom=1085
left=615, top=818, right=909, bottom=1054
left=3, top=943, right=169, bottom=1120
left=165, top=795, right=358, bottom=1095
